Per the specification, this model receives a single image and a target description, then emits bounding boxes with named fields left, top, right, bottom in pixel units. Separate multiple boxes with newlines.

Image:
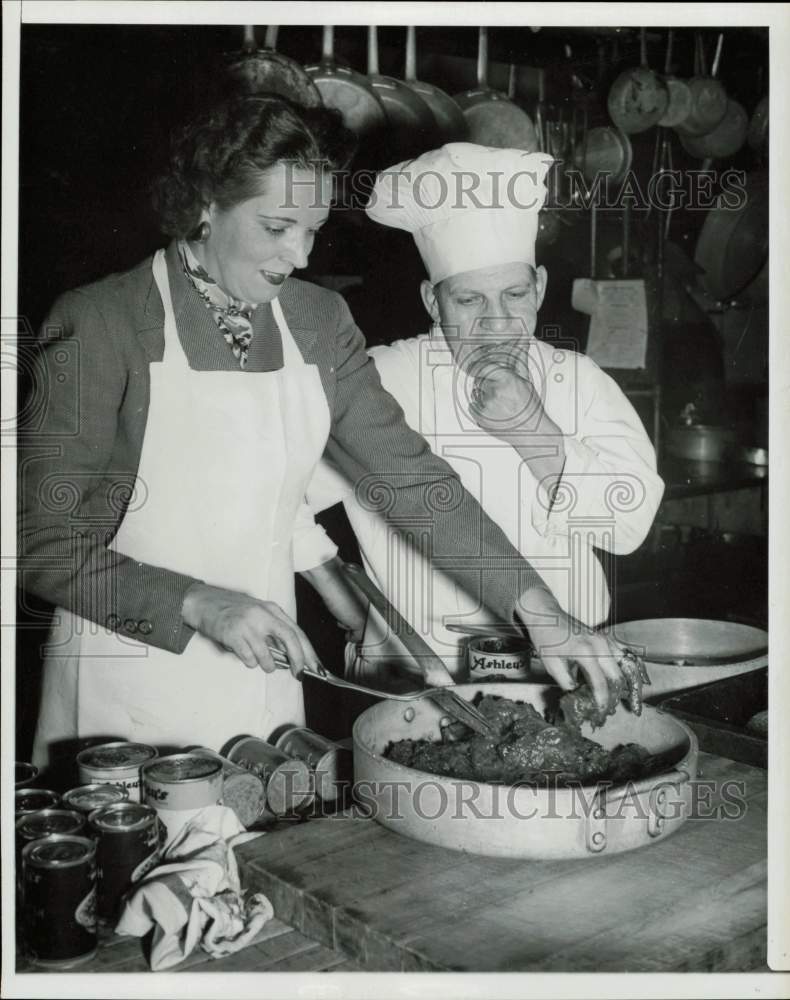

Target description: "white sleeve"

left=531, top=358, right=665, bottom=555
left=291, top=498, right=339, bottom=572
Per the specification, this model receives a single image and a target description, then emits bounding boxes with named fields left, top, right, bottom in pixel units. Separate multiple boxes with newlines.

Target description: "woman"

left=21, top=96, right=632, bottom=767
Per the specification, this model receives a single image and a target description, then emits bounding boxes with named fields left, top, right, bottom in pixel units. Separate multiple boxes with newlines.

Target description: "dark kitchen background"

left=16, top=23, right=769, bottom=752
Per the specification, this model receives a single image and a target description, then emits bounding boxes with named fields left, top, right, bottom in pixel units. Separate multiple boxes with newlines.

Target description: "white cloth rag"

left=115, top=804, right=272, bottom=970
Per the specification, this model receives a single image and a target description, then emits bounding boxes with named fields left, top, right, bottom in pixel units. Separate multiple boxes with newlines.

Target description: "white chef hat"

left=365, top=143, right=553, bottom=283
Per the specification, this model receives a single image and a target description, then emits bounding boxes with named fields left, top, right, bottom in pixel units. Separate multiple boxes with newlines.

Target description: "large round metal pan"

left=574, top=125, right=633, bottom=186
left=224, top=26, right=323, bottom=106
left=353, top=683, right=698, bottom=859
left=367, top=25, right=438, bottom=159
left=677, top=99, right=749, bottom=160
left=305, top=26, right=387, bottom=139
left=615, top=618, right=768, bottom=681
left=694, top=171, right=768, bottom=301
left=402, top=26, right=468, bottom=142
left=453, top=27, right=539, bottom=151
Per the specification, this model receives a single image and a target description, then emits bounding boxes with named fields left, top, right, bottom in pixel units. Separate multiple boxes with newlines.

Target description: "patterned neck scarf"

left=177, top=240, right=256, bottom=370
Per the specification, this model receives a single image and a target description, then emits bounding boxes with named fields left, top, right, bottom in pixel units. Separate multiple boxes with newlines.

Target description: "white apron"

left=33, top=250, right=330, bottom=765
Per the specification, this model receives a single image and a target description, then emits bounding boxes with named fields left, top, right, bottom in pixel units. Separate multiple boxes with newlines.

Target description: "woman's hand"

left=516, top=584, right=632, bottom=711
left=181, top=583, right=321, bottom=677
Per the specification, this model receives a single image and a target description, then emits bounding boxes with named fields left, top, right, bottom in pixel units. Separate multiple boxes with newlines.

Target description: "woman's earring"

left=191, top=220, right=211, bottom=243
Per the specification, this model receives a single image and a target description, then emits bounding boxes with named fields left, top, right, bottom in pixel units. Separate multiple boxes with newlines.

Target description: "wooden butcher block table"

left=235, top=752, right=768, bottom=973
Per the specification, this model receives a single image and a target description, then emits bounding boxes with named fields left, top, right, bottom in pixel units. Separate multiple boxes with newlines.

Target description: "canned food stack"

left=141, top=753, right=224, bottom=847
left=275, top=726, right=353, bottom=803
left=223, top=736, right=314, bottom=816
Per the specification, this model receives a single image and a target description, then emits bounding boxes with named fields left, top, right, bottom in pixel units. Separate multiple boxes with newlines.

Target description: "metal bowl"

left=353, top=683, right=697, bottom=859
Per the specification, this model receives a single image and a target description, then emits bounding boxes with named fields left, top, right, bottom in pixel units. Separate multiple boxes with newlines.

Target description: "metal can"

left=184, top=746, right=272, bottom=828
left=76, top=742, right=158, bottom=802
left=223, top=736, right=314, bottom=816
left=15, top=761, right=39, bottom=788
left=275, top=726, right=353, bottom=803
left=15, top=808, right=86, bottom=906
left=142, top=753, right=223, bottom=845
left=63, top=783, right=129, bottom=815
left=467, top=635, right=537, bottom=682
left=15, top=787, right=61, bottom=819
left=22, top=834, right=98, bottom=968
left=89, top=802, right=162, bottom=924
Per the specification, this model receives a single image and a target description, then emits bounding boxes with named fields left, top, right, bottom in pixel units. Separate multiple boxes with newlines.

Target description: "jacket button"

left=138, top=620, right=153, bottom=636
left=123, top=619, right=138, bottom=634
left=107, top=614, right=121, bottom=629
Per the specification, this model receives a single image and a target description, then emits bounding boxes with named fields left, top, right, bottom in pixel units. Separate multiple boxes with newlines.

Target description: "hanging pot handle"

left=405, top=25, right=418, bottom=82
left=477, top=26, right=489, bottom=89
left=263, top=25, right=279, bottom=50
left=664, top=28, right=674, bottom=75
left=242, top=25, right=258, bottom=54
left=711, top=32, right=724, bottom=78
left=367, top=25, right=380, bottom=76
left=321, top=25, right=335, bottom=62
left=640, top=26, right=648, bottom=69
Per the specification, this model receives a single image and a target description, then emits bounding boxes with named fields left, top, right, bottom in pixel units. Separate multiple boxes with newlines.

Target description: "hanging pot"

left=747, top=94, right=768, bottom=153
left=402, top=26, right=468, bottom=142
left=658, top=29, right=693, bottom=128
left=224, top=26, right=323, bottom=106
left=366, top=25, right=439, bottom=160
left=607, top=27, right=669, bottom=134
left=678, top=98, right=749, bottom=160
left=694, top=171, right=768, bottom=301
left=453, top=27, right=539, bottom=151
left=575, top=125, right=633, bottom=187
left=305, top=26, right=387, bottom=139
left=675, top=32, right=728, bottom=136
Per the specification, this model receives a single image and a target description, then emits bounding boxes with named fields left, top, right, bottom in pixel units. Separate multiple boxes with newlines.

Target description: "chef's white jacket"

left=299, top=329, right=664, bottom=677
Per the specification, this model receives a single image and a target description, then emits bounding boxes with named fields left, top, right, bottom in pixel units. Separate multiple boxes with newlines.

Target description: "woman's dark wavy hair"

left=152, top=95, right=357, bottom=238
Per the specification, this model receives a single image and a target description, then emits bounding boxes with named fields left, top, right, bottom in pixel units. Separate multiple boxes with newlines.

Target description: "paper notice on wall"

left=571, top=278, right=648, bottom=369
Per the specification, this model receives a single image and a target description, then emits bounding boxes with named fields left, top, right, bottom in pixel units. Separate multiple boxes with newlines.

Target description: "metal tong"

left=272, top=650, right=491, bottom=735
left=267, top=563, right=495, bottom=736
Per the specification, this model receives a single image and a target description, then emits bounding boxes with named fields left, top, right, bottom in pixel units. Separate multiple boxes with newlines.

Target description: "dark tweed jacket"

left=19, top=242, right=539, bottom=653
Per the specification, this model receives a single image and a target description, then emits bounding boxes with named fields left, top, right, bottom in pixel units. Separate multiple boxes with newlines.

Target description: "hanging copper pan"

left=224, top=25, right=323, bottom=106
left=747, top=94, right=768, bottom=153
left=402, top=26, right=468, bottom=142
left=675, top=32, right=728, bottom=136
left=453, top=27, right=539, bottom=151
left=607, top=27, right=669, bottom=134
left=305, top=26, right=387, bottom=139
left=366, top=25, right=439, bottom=160
left=678, top=98, right=749, bottom=160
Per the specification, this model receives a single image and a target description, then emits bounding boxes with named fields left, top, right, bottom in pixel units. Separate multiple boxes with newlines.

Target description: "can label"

left=468, top=637, right=534, bottom=681
left=142, top=754, right=223, bottom=811
left=77, top=742, right=157, bottom=803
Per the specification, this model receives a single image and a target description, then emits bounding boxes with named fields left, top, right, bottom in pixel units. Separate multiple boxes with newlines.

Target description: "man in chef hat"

left=302, top=143, right=664, bottom=685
